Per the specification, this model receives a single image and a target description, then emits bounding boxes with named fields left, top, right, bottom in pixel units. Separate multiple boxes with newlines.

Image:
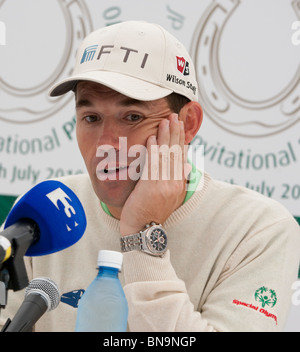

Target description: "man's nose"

left=96, top=119, right=122, bottom=148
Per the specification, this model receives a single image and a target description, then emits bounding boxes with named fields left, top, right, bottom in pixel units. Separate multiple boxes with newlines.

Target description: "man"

left=1, top=21, right=299, bottom=332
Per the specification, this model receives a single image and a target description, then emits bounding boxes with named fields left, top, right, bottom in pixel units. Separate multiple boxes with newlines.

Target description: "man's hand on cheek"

left=120, top=113, right=191, bottom=237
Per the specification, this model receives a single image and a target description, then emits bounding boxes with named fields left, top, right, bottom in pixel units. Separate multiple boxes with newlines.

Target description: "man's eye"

left=125, top=114, right=143, bottom=122
left=84, top=115, right=99, bottom=123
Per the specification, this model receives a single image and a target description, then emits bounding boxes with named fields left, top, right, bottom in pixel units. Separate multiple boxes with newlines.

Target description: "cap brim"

left=49, top=71, right=173, bottom=101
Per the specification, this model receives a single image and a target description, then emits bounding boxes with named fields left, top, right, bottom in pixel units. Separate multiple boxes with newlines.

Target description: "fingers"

left=142, top=114, right=187, bottom=182
left=170, top=115, right=190, bottom=181
left=141, top=135, right=157, bottom=181
left=169, top=114, right=185, bottom=181
left=157, top=119, right=170, bottom=146
left=169, top=114, right=181, bottom=147
left=157, top=114, right=185, bottom=181
left=157, top=113, right=183, bottom=146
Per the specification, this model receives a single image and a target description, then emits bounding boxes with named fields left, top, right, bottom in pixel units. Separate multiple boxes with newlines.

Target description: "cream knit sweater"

left=1, top=172, right=299, bottom=332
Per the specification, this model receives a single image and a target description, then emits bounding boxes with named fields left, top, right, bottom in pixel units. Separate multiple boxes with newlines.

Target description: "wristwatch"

left=120, top=222, right=167, bottom=256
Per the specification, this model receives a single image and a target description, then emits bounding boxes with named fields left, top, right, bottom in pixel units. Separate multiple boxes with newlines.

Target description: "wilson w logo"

left=176, top=56, right=189, bottom=76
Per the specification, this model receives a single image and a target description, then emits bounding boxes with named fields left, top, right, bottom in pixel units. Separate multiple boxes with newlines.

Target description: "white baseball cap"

left=49, top=21, right=199, bottom=102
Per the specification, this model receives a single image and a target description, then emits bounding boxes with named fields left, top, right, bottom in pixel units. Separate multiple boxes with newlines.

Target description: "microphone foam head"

left=25, top=277, right=61, bottom=312
left=4, top=180, right=87, bottom=256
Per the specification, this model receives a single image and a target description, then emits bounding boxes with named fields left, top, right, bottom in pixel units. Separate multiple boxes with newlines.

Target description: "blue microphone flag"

left=4, top=180, right=87, bottom=256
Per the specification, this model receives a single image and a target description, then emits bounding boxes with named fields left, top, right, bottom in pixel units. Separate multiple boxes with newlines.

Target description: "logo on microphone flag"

left=46, top=188, right=79, bottom=232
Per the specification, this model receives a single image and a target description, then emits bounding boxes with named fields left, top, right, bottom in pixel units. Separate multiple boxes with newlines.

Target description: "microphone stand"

left=0, top=268, right=11, bottom=332
left=0, top=220, right=39, bottom=332
left=0, top=219, right=38, bottom=291
left=0, top=256, right=28, bottom=332
left=0, top=281, right=5, bottom=308
left=0, top=267, right=9, bottom=308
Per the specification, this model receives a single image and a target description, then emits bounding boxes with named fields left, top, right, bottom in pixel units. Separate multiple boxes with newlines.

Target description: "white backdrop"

left=0, top=0, right=299, bottom=331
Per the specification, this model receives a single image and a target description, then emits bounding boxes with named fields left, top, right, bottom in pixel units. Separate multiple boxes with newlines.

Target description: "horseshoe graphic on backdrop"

left=0, top=0, right=93, bottom=124
left=190, top=0, right=300, bottom=137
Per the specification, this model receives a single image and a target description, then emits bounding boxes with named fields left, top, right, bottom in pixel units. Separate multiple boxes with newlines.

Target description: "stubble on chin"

left=91, top=175, right=138, bottom=210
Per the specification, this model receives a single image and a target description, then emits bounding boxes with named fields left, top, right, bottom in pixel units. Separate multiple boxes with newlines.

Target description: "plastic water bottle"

left=75, top=250, right=128, bottom=332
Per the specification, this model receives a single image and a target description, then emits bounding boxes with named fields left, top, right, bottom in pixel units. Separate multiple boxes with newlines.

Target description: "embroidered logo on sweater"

left=232, top=286, right=278, bottom=325
left=254, top=286, right=277, bottom=308
left=61, top=289, right=85, bottom=308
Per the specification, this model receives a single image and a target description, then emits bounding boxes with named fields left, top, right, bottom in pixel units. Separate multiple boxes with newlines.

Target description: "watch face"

left=146, top=226, right=167, bottom=254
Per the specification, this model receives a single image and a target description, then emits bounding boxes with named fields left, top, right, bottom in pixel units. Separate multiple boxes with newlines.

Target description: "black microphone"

left=3, top=277, right=60, bottom=332
left=0, top=180, right=86, bottom=290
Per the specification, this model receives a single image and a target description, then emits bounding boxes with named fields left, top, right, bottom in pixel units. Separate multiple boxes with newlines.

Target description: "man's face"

left=75, top=81, right=173, bottom=212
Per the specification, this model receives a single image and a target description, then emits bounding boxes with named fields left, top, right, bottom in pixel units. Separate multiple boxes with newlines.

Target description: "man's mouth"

left=96, top=164, right=130, bottom=180
left=96, top=156, right=143, bottom=181
left=103, top=165, right=128, bottom=174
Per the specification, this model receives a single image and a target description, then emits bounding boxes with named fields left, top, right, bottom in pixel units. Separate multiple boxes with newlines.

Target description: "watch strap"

left=120, top=232, right=142, bottom=252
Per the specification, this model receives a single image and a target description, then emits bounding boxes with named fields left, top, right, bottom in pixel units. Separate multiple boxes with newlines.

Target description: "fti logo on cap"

left=80, top=45, right=98, bottom=64
left=176, top=56, right=189, bottom=76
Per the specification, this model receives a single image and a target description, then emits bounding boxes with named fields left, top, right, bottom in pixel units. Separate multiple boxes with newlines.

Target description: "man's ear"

left=179, top=102, right=203, bottom=144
